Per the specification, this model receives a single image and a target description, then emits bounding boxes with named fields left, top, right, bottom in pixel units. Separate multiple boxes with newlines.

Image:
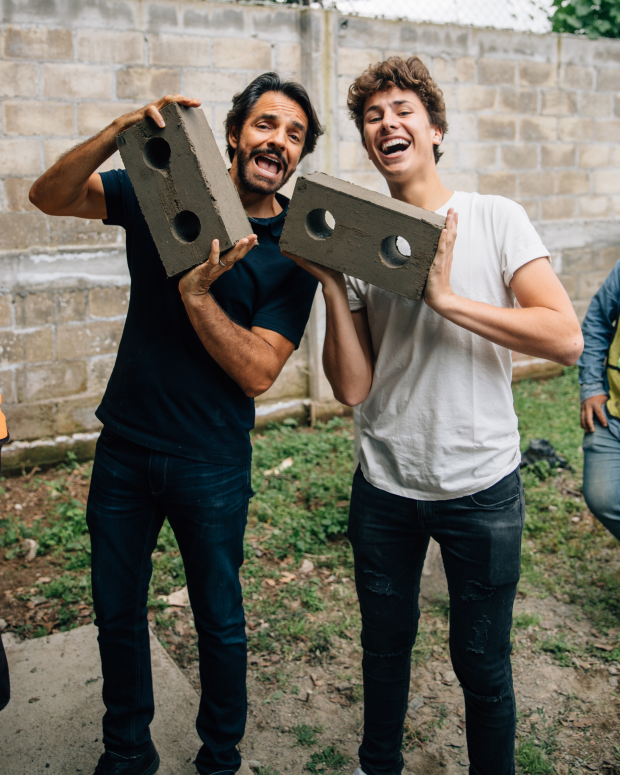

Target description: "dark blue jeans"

left=86, top=429, right=251, bottom=775
left=348, top=466, right=525, bottom=775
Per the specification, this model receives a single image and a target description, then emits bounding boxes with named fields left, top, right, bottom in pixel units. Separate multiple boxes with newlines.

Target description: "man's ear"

left=431, top=125, right=443, bottom=147
left=229, top=125, right=239, bottom=152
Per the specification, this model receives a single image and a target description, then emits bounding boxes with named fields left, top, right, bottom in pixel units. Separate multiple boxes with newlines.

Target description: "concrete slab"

left=0, top=624, right=249, bottom=775
left=280, top=173, right=446, bottom=301
left=117, top=102, right=250, bottom=277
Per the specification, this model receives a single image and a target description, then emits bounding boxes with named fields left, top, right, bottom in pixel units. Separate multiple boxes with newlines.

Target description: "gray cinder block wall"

left=1, top=0, right=619, bottom=468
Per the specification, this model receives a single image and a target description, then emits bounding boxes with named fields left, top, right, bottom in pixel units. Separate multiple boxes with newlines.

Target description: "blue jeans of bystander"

left=582, top=420, right=620, bottom=541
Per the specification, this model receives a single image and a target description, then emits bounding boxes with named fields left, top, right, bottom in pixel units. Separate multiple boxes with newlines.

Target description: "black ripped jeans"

left=348, top=466, right=525, bottom=775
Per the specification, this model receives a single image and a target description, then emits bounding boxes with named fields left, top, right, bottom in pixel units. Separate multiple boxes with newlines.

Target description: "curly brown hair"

left=347, top=56, right=448, bottom=164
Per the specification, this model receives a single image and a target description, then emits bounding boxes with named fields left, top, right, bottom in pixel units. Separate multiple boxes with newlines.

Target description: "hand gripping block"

left=116, top=102, right=251, bottom=277
left=280, top=172, right=446, bottom=300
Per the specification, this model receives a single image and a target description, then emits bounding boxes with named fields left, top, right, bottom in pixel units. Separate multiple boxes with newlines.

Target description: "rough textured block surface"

left=280, top=173, right=445, bottom=300
left=117, top=102, right=250, bottom=277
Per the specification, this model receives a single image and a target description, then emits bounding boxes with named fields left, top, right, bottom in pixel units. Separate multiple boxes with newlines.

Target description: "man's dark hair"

left=224, top=72, right=324, bottom=162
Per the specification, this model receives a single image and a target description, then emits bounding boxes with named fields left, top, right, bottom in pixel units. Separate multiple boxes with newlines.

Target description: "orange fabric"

left=0, top=393, right=7, bottom=442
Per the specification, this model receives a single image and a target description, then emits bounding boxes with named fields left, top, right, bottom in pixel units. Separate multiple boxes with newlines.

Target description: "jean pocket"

left=469, top=468, right=522, bottom=508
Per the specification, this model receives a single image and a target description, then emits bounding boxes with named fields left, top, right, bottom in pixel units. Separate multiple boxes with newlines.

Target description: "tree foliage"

left=549, top=0, right=620, bottom=39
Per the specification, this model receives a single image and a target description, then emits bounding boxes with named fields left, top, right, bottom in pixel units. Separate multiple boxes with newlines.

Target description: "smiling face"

left=362, top=87, right=444, bottom=185
left=229, top=91, right=308, bottom=196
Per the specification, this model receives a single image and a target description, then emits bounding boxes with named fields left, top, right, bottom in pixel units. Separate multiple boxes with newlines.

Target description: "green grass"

left=305, top=746, right=349, bottom=774
left=292, top=723, right=324, bottom=747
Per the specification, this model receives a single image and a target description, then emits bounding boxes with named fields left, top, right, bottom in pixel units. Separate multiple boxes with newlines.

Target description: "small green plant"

left=540, top=635, right=574, bottom=667
left=306, top=746, right=349, bottom=774
left=513, top=612, right=541, bottom=630
left=292, top=723, right=323, bottom=747
left=549, top=0, right=620, bottom=39
left=255, top=767, right=281, bottom=775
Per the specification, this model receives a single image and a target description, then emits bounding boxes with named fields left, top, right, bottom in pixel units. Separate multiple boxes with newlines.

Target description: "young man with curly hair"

left=285, top=56, right=582, bottom=775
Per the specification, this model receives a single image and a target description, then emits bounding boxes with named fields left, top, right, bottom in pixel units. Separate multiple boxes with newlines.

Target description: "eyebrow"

left=255, top=112, right=307, bottom=134
left=364, top=99, right=412, bottom=116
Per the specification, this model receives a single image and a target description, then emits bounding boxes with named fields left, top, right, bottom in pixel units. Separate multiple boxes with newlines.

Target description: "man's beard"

left=236, top=146, right=292, bottom=195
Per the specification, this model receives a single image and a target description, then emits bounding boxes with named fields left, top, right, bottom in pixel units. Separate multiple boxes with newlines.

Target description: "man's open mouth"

left=254, top=154, right=283, bottom=178
left=380, top=138, right=411, bottom=157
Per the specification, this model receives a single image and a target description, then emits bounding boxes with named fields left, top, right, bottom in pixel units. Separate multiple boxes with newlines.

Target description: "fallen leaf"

left=263, top=457, right=294, bottom=477
left=592, top=641, right=615, bottom=651
left=265, top=579, right=276, bottom=587
left=24, top=539, right=39, bottom=562
left=157, top=586, right=190, bottom=607
left=280, top=572, right=296, bottom=583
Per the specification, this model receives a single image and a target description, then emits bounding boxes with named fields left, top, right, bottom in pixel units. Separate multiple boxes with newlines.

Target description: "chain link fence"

left=243, top=0, right=555, bottom=33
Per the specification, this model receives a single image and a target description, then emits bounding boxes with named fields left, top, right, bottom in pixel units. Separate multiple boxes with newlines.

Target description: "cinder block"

left=0, top=62, right=38, bottom=98
left=279, top=173, right=445, bottom=302
left=4, top=178, right=38, bottom=212
left=3, top=101, right=75, bottom=136
left=117, top=102, right=251, bottom=277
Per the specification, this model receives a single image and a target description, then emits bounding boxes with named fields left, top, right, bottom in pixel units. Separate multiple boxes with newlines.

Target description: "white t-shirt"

left=347, top=191, right=549, bottom=501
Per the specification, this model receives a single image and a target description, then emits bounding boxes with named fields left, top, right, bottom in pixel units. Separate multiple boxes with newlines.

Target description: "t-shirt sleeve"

left=499, top=201, right=549, bottom=286
left=251, top=265, right=319, bottom=349
left=101, top=169, right=139, bottom=230
left=346, top=275, right=367, bottom=311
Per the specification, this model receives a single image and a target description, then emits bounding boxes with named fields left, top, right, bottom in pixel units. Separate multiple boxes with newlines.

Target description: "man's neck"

left=386, top=166, right=453, bottom=213
left=229, top=164, right=283, bottom=219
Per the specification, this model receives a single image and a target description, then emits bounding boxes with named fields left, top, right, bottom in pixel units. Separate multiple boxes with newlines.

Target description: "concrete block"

left=541, top=196, right=575, bottom=221
left=562, top=247, right=595, bottom=273
left=56, top=395, right=102, bottom=434
left=337, top=47, right=382, bottom=76
left=520, top=61, right=556, bottom=87
left=479, top=172, right=516, bottom=197
left=501, top=145, right=537, bottom=169
left=479, top=115, right=516, bottom=141
left=594, top=119, right=620, bottom=143
left=517, top=198, right=539, bottom=221
left=594, top=169, right=620, bottom=194
left=579, top=92, right=612, bottom=117
left=78, top=102, right=141, bottom=137
left=520, top=116, right=557, bottom=142
left=2, top=26, right=73, bottom=60
left=182, top=70, right=245, bottom=103
left=0, top=140, right=42, bottom=176
left=4, top=177, right=38, bottom=212
left=3, top=101, right=75, bottom=136
left=577, top=195, right=609, bottom=218
left=519, top=172, right=554, bottom=198
left=117, top=102, right=250, bottom=277
left=556, top=170, right=590, bottom=195
left=541, top=144, right=576, bottom=168
left=149, top=33, right=213, bottom=67
left=559, top=117, right=593, bottom=142
left=89, top=286, right=130, bottom=318
left=280, top=173, right=445, bottom=302
left=4, top=402, right=55, bottom=442
left=0, top=62, right=38, bottom=98
left=500, top=87, right=538, bottom=114
left=0, top=332, right=24, bottom=367
left=25, top=361, right=87, bottom=401
left=57, top=290, right=87, bottom=323
left=560, top=65, right=594, bottom=90
left=77, top=29, right=144, bottom=64
left=213, top=37, right=272, bottom=70
left=275, top=42, right=302, bottom=74
left=458, top=85, right=498, bottom=112
left=598, top=245, right=620, bottom=269
left=578, top=269, right=611, bottom=299
left=460, top=143, right=497, bottom=169
left=0, top=213, right=48, bottom=251
left=49, top=216, right=119, bottom=247
left=478, top=58, right=517, bottom=85
left=116, top=67, right=181, bottom=101
left=0, top=295, right=13, bottom=328
left=43, top=64, right=113, bottom=100
left=25, top=328, right=54, bottom=363
left=16, top=292, right=54, bottom=327
left=541, top=91, right=576, bottom=116
left=56, top=321, right=123, bottom=360
left=578, top=144, right=610, bottom=168
left=597, top=68, right=620, bottom=92
left=87, top=355, right=116, bottom=393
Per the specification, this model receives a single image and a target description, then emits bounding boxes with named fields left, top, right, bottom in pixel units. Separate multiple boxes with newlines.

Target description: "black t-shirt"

left=97, top=169, right=318, bottom=465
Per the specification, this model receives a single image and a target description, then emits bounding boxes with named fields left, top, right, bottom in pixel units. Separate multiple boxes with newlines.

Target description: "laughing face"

left=229, top=91, right=308, bottom=196
left=362, top=87, right=443, bottom=185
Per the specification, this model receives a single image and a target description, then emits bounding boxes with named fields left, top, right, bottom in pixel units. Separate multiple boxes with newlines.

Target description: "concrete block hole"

left=143, top=137, right=171, bottom=170
left=173, top=210, right=201, bottom=243
left=380, top=235, right=411, bottom=268
left=306, top=208, right=336, bottom=240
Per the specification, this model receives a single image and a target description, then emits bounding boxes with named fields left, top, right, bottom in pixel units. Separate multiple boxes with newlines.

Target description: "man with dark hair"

left=285, top=56, right=582, bottom=775
left=29, top=74, right=322, bottom=775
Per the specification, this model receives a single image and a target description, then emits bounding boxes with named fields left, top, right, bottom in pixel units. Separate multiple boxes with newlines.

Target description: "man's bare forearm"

left=182, top=292, right=283, bottom=398
left=322, top=278, right=373, bottom=407
left=29, top=126, right=118, bottom=215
